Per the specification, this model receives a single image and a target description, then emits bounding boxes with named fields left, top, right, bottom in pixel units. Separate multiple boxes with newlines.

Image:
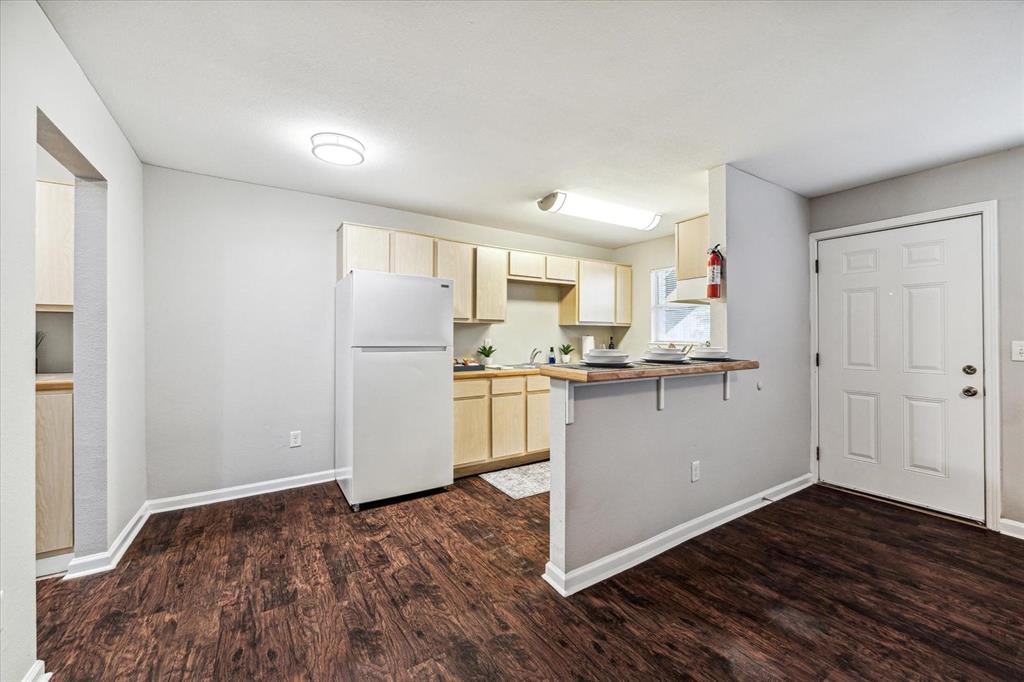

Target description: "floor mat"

left=479, top=461, right=550, bottom=499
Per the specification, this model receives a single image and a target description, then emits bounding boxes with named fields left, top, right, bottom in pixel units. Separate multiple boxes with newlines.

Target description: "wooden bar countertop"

left=538, top=359, right=759, bottom=383
left=36, top=373, right=74, bottom=391
left=453, top=367, right=541, bottom=380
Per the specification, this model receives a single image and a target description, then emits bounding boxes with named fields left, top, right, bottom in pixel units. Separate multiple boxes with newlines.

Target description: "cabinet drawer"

left=454, top=379, right=490, bottom=398
left=490, top=376, right=525, bottom=395
left=526, top=375, right=550, bottom=392
left=509, top=251, right=545, bottom=278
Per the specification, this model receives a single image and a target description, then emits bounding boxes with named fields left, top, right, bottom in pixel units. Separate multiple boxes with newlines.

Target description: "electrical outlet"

left=691, top=460, right=700, bottom=482
left=1012, top=340, right=1024, bottom=362
left=289, top=431, right=302, bottom=448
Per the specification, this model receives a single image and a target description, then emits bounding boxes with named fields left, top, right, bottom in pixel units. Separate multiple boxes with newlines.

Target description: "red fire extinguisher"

left=706, top=244, right=723, bottom=299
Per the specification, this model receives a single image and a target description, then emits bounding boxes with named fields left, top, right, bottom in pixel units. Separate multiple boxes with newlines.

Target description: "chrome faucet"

left=529, top=348, right=542, bottom=364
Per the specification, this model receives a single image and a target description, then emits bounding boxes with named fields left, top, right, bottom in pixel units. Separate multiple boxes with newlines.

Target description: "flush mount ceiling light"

left=537, top=191, right=661, bottom=230
left=311, top=132, right=365, bottom=166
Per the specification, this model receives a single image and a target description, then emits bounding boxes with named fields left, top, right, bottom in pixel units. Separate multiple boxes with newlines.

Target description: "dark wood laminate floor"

left=38, top=480, right=1024, bottom=680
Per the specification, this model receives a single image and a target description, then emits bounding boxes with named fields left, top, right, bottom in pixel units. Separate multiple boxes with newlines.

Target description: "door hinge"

left=814, top=259, right=819, bottom=274
left=816, top=446, right=820, bottom=461
left=815, top=352, right=820, bottom=367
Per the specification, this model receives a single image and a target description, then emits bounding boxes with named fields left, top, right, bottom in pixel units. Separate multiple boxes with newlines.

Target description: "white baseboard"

left=147, top=468, right=339, bottom=513
left=64, top=469, right=341, bottom=579
left=999, top=518, right=1024, bottom=540
left=543, top=473, right=815, bottom=597
left=35, top=552, right=73, bottom=578
left=65, top=499, right=150, bottom=579
left=21, top=659, right=51, bottom=682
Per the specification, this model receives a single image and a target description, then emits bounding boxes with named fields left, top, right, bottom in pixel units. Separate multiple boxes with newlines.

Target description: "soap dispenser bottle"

left=548, top=346, right=556, bottom=364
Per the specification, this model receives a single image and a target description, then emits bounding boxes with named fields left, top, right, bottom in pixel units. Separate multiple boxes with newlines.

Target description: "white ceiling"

left=40, top=1, right=1023, bottom=248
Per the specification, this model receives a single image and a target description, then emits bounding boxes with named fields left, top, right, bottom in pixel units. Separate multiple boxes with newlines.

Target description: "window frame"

left=650, top=266, right=711, bottom=345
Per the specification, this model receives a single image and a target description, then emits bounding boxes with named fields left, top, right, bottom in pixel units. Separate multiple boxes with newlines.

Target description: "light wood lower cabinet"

left=453, top=374, right=550, bottom=476
left=36, top=389, right=74, bottom=556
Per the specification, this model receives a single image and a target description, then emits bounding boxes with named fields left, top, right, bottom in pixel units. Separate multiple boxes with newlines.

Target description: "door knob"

left=962, top=364, right=977, bottom=375
left=961, top=386, right=978, bottom=398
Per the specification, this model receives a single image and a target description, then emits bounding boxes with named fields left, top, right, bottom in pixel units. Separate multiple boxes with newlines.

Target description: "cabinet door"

left=391, top=232, right=435, bottom=276
left=615, top=265, right=632, bottom=325
left=509, top=251, right=545, bottom=279
left=435, top=240, right=474, bottom=321
left=341, top=224, right=390, bottom=275
left=545, top=256, right=577, bottom=282
left=36, top=390, right=74, bottom=555
left=454, top=394, right=490, bottom=465
left=475, top=246, right=508, bottom=321
left=676, top=215, right=709, bottom=281
left=35, top=181, right=74, bottom=308
left=491, top=393, right=526, bottom=458
left=577, top=260, right=616, bottom=324
left=526, top=390, right=550, bottom=453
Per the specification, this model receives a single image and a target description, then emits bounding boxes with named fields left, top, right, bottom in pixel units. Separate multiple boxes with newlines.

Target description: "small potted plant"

left=558, top=343, right=574, bottom=364
left=477, top=344, right=496, bottom=366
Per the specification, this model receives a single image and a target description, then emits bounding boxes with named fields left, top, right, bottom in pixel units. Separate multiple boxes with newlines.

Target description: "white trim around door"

left=808, top=201, right=1001, bottom=530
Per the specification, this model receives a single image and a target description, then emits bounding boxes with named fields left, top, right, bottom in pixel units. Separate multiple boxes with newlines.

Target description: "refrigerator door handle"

left=357, top=346, right=449, bottom=353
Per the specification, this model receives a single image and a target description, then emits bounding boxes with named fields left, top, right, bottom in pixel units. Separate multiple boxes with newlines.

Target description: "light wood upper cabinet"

left=615, top=265, right=632, bottom=325
left=475, top=246, right=508, bottom=321
left=435, top=240, right=474, bottom=321
left=390, top=232, right=434, bottom=276
left=338, top=224, right=390, bottom=277
left=36, top=389, right=74, bottom=556
left=545, top=256, right=577, bottom=283
left=508, top=251, right=545, bottom=279
left=36, top=181, right=74, bottom=309
left=676, top=214, right=709, bottom=281
left=577, top=260, right=616, bottom=324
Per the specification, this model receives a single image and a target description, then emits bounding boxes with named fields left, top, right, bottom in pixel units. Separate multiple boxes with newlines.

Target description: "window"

left=651, top=267, right=711, bottom=344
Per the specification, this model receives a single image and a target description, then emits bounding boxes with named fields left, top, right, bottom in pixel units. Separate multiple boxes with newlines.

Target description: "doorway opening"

left=34, top=109, right=108, bottom=578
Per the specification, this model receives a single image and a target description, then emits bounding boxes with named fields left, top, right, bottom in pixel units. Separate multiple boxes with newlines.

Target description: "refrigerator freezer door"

left=350, top=347, right=453, bottom=503
left=349, top=270, right=453, bottom=348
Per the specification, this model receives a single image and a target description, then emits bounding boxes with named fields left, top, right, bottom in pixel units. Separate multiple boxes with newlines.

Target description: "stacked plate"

left=642, top=346, right=690, bottom=364
left=582, top=348, right=631, bottom=367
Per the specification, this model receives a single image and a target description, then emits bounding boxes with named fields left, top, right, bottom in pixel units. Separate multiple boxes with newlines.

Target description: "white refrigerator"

left=335, top=270, right=454, bottom=510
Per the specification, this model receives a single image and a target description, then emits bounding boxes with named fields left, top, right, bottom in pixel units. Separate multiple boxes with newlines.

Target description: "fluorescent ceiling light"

left=537, top=191, right=661, bottom=230
left=311, top=132, right=365, bottom=166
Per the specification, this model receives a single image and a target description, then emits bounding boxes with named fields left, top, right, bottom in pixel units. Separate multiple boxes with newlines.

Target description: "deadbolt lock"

left=961, top=386, right=978, bottom=398
left=962, top=364, right=977, bottom=375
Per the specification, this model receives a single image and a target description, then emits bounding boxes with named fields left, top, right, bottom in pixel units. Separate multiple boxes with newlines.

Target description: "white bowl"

left=586, top=348, right=628, bottom=356
left=689, top=348, right=729, bottom=359
left=646, top=348, right=686, bottom=355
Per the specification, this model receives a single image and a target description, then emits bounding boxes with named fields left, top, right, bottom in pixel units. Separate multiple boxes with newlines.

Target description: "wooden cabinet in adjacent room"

left=490, top=376, right=526, bottom=458
left=526, top=375, right=550, bottom=454
left=434, top=240, right=475, bottom=321
left=545, top=255, right=577, bottom=283
left=36, top=388, right=74, bottom=556
left=508, top=250, right=545, bottom=279
left=35, top=180, right=74, bottom=310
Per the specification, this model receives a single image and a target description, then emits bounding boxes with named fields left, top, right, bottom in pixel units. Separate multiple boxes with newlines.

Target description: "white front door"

left=817, top=216, right=985, bottom=520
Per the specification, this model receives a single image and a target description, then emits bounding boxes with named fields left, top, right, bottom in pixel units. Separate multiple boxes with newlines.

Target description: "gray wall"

left=36, top=311, right=72, bottom=373
left=809, top=146, right=1024, bottom=522
left=143, top=165, right=619, bottom=498
left=553, top=165, right=812, bottom=572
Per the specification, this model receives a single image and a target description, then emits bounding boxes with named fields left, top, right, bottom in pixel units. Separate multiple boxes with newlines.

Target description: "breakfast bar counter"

left=538, top=359, right=758, bottom=383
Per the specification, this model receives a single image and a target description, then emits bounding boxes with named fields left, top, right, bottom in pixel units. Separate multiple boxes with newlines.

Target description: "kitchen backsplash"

left=452, top=281, right=616, bottom=363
